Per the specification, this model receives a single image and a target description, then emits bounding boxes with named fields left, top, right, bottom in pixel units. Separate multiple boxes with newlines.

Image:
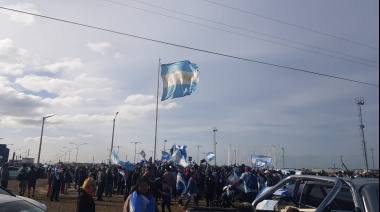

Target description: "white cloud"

left=0, top=38, right=27, bottom=75
left=1, top=3, right=37, bottom=25
left=43, top=58, right=83, bottom=73
left=87, top=42, right=111, bottom=55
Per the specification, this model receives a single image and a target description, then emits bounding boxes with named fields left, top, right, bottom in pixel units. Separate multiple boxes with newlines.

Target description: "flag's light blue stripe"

left=161, top=60, right=198, bottom=101
left=161, top=60, right=198, bottom=75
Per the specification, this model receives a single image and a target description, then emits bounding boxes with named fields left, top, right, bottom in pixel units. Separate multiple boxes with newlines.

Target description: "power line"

left=203, top=0, right=379, bottom=50
left=108, top=0, right=378, bottom=65
left=0, top=7, right=378, bottom=87
left=103, top=0, right=378, bottom=68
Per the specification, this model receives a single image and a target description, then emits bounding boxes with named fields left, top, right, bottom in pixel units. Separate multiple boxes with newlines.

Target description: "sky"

left=0, top=0, right=378, bottom=169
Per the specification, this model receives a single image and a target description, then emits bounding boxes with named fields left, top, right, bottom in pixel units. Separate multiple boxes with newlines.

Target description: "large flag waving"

left=161, top=60, right=199, bottom=101
left=170, top=149, right=190, bottom=168
left=251, top=155, right=273, bottom=168
left=206, top=152, right=215, bottom=162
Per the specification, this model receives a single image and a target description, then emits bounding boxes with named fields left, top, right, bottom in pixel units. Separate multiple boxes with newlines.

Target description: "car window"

left=0, top=200, right=45, bottom=212
left=8, top=167, right=19, bottom=171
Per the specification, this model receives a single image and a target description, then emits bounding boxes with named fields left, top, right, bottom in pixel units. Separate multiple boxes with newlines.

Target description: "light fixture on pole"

left=37, top=114, right=55, bottom=165
left=113, top=145, right=123, bottom=154
left=213, top=127, right=218, bottom=166
left=110, top=112, right=119, bottom=164
left=63, top=147, right=75, bottom=163
left=282, top=147, right=285, bottom=168
left=130, top=142, right=142, bottom=164
left=69, top=142, right=87, bottom=163
left=195, top=145, right=203, bottom=163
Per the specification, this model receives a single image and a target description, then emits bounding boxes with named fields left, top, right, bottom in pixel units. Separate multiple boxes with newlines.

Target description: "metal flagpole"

left=153, top=59, right=161, bottom=162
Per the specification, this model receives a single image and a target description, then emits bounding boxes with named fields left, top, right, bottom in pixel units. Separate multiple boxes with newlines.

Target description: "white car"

left=0, top=187, right=47, bottom=211
left=0, top=166, right=20, bottom=179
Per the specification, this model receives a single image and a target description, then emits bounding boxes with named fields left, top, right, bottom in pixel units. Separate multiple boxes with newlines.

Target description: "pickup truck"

left=252, top=175, right=379, bottom=212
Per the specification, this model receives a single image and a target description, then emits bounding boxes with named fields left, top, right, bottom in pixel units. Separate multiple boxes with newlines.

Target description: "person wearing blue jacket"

left=182, top=171, right=199, bottom=210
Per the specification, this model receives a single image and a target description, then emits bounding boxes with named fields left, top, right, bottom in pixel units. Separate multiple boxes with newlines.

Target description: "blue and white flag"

left=206, top=152, right=215, bottom=162
left=161, top=151, right=171, bottom=161
left=176, top=172, right=187, bottom=194
left=251, top=155, right=272, bottom=168
left=140, top=150, right=146, bottom=159
left=174, top=144, right=188, bottom=159
left=170, top=149, right=190, bottom=168
left=111, top=150, right=135, bottom=171
left=161, top=60, right=199, bottom=101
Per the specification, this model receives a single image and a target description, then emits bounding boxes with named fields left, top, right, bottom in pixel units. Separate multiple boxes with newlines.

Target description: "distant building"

left=0, top=144, right=10, bottom=166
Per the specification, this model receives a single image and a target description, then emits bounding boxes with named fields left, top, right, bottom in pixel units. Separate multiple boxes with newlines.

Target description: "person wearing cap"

left=77, top=177, right=96, bottom=212
left=264, top=170, right=276, bottom=187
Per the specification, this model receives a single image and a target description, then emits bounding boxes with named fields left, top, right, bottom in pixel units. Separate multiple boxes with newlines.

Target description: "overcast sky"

left=0, top=0, right=378, bottom=169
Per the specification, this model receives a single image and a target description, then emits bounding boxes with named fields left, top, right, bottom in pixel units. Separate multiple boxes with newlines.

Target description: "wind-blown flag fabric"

left=111, top=150, right=135, bottom=171
left=170, top=149, right=190, bottom=168
left=251, top=155, right=272, bottom=168
left=161, top=151, right=171, bottom=161
left=161, top=60, right=199, bottom=101
left=206, top=152, right=215, bottom=162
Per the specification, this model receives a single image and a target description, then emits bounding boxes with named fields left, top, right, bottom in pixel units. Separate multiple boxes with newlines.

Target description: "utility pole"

left=282, top=147, right=285, bottom=168
left=356, top=97, right=369, bottom=173
left=371, top=148, right=375, bottom=169
left=195, top=145, right=203, bottom=164
left=213, top=127, right=218, bottom=166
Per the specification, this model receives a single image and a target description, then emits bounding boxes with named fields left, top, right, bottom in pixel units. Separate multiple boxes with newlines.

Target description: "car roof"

left=0, top=194, right=20, bottom=204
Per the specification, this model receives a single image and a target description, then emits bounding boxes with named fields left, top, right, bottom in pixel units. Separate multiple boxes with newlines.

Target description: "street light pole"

left=282, top=147, right=285, bottom=168
left=113, top=145, right=123, bottom=155
left=213, top=127, right=218, bottom=166
left=371, top=148, right=375, bottom=169
left=164, top=140, right=167, bottom=152
left=232, top=150, right=237, bottom=165
left=37, top=114, right=55, bottom=165
left=195, top=145, right=203, bottom=164
left=126, top=153, right=129, bottom=161
left=69, top=142, right=87, bottom=163
left=130, top=142, right=142, bottom=164
left=63, top=147, right=75, bottom=163
left=110, top=112, right=119, bottom=164
left=201, top=152, right=206, bottom=159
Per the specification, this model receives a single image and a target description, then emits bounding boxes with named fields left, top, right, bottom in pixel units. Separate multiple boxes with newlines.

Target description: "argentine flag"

left=170, top=149, right=190, bottom=168
left=251, top=155, right=272, bottom=168
left=206, top=152, right=215, bottom=162
left=161, top=151, right=171, bottom=161
left=161, top=60, right=199, bottom=101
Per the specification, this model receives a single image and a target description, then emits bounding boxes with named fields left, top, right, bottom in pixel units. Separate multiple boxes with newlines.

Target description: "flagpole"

left=153, top=59, right=161, bottom=162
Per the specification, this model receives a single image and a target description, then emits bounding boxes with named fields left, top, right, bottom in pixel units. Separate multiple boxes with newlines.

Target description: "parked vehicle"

left=0, top=165, right=20, bottom=179
left=252, top=175, right=379, bottom=212
left=0, top=186, right=47, bottom=211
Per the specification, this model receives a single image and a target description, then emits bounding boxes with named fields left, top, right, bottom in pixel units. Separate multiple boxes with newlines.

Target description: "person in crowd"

left=78, top=166, right=88, bottom=194
left=257, top=171, right=266, bottom=192
left=104, top=168, right=114, bottom=197
left=63, top=167, right=72, bottom=194
left=50, top=166, right=63, bottom=202
left=77, top=177, right=96, bottom=212
left=159, top=181, right=172, bottom=212
left=231, top=167, right=258, bottom=203
left=96, top=167, right=106, bottom=201
left=17, top=163, right=28, bottom=196
left=204, top=170, right=216, bottom=207
left=182, top=171, right=199, bottom=210
left=116, top=167, right=125, bottom=195
left=26, top=165, right=38, bottom=198
left=0, top=162, right=10, bottom=188
left=123, top=177, right=158, bottom=212
left=264, top=170, right=276, bottom=187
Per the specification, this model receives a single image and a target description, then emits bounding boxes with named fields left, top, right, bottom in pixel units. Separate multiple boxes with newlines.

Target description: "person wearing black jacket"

left=26, top=165, right=38, bottom=198
left=77, top=177, right=96, bottom=212
left=50, top=166, right=63, bottom=202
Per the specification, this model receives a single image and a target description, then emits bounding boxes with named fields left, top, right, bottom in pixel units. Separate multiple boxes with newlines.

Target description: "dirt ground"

left=7, top=179, right=201, bottom=212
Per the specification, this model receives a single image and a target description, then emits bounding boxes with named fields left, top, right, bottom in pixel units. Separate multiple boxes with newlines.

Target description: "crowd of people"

left=1, top=160, right=378, bottom=212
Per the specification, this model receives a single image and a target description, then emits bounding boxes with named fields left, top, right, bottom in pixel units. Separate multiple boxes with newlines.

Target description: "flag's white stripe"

left=162, top=71, right=199, bottom=88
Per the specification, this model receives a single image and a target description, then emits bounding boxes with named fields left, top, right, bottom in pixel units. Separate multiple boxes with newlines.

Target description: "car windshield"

left=0, top=200, right=45, bottom=212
